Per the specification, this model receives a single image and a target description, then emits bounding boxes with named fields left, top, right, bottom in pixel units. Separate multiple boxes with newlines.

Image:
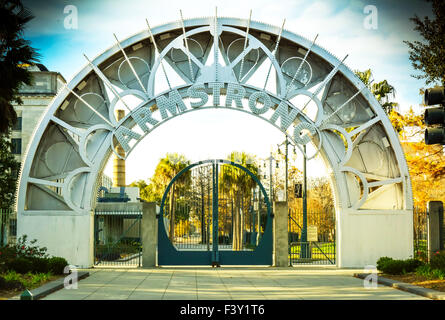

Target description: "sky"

left=21, top=0, right=434, bottom=185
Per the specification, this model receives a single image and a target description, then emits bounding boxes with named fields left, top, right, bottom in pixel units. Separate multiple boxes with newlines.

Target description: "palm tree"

left=355, top=69, right=398, bottom=114
left=153, top=153, right=190, bottom=240
left=371, top=80, right=397, bottom=114
left=0, top=0, right=39, bottom=134
left=220, top=152, right=258, bottom=250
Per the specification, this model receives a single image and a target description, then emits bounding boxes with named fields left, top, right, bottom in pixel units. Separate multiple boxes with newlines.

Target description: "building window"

left=11, top=138, right=21, bottom=154
left=13, top=117, right=22, bottom=131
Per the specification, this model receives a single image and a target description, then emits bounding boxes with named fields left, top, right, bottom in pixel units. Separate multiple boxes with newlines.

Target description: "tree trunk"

left=232, top=193, right=243, bottom=251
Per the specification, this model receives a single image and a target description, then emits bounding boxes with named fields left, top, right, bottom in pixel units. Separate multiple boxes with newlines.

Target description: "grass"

left=415, top=265, right=445, bottom=280
left=289, top=242, right=335, bottom=258
left=288, top=242, right=336, bottom=263
left=0, top=271, right=62, bottom=299
left=3, top=270, right=53, bottom=288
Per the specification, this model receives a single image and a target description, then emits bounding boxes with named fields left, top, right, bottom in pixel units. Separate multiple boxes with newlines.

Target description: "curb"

left=354, top=273, right=445, bottom=300
left=13, top=271, right=89, bottom=300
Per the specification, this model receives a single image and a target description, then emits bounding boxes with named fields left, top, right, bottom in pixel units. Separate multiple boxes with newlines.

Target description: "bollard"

left=20, top=289, right=33, bottom=300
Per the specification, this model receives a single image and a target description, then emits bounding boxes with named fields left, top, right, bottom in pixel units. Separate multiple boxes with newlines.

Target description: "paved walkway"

left=43, top=267, right=428, bottom=300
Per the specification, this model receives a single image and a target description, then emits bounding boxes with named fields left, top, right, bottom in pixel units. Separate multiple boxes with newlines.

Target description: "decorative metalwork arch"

left=16, top=15, right=413, bottom=267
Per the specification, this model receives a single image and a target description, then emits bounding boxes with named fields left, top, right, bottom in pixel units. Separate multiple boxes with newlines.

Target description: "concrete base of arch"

left=17, top=213, right=94, bottom=268
left=337, top=210, right=413, bottom=268
left=17, top=207, right=413, bottom=268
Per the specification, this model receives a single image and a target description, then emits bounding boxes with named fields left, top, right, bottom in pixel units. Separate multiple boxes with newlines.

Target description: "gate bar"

left=212, top=161, right=220, bottom=265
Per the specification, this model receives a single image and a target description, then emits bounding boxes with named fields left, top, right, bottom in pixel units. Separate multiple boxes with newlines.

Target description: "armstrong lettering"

left=111, top=82, right=319, bottom=156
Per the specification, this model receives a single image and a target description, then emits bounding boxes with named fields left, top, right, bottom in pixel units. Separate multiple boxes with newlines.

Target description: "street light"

left=277, top=135, right=309, bottom=259
left=258, top=152, right=279, bottom=202
left=277, top=135, right=297, bottom=202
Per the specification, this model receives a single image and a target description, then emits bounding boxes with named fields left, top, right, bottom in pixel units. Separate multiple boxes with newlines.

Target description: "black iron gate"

left=288, top=207, right=336, bottom=265
left=158, top=159, right=273, bottom=266
left=94, top=210, right=142, bottom=266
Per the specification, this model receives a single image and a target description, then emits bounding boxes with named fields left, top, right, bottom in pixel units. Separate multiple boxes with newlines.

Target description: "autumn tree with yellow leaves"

left=390, top=107, right=445, bottom=207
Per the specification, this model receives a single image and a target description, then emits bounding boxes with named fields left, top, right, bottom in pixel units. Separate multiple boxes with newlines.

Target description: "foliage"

left=221, top=151, right=259, bottom=250
left=430, top=250, right=445, bottom=271
left=6, top=257, right=33, bottom=274
left=10, top=234, right=48, bottom=259
left=416, top=264, right=445, bottom=280
left=0, top=235, right=48, bottom=272
left=130, top=153, right=191, bottom=240
left=0, top=274, right=24, bottom=290
left=1, top=270, right=52, bottom=289
left=376, top=257, right=423, bottom=275
left=404, top=0, right=445, bottom=85
left=376, top=256, right=393, bottom=271
left=130, top=153, right=191, bottom=206
left=0, top=235, right=68, bottom=274
left=95, top=240, right=141, bottom=262
left=0, top=0, right=40, bottom=133
left=355, top=69, right=398, bottom=114
left=389, top=107, right=445, bottom=206
left=354, top=68, right=445, bottom=206
left=414, top=246, right=428, bottom=263
left=47, top=257, right=68, bottom=275
left=0, top=133, right=21, bottom=209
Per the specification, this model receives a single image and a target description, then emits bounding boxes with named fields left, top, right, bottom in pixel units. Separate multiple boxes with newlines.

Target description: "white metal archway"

left=17, top=16, right=413, bottom=267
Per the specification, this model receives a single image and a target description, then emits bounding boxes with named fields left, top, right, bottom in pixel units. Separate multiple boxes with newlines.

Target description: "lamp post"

left=277, top=136, right=309, bottom=259
left=260, top=152, right=279, bottom=202
left=300, top=144, right=309, bottom=259
left=277, top=135, right=297, bottom=202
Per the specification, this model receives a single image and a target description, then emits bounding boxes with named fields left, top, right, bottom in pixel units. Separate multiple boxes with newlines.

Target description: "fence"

left=287, top=206, right=442, bottom=265
left=94, top=210, right=142, bottom=267
left=288, top=208, right=336, bottom=265
left=0, top=209, right=17, bottom=246
left=413, top=206, right=428, bottom=261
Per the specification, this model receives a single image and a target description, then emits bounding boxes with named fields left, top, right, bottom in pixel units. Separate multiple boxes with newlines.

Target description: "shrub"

left=404, top=258, right=424, bottom=272
left=376, top=257, right=423, bottom=275
left=11, top=235, right=48, bottom=259
left=31, top=257, right=51, bottom=273
left=430, top=250, right=445, bottom=271
left=0, top=245, right=19, bottom=271
left=431, top=268, right=445, bottom=280
left=416, top=264, right=445, bottom=280
left=0, top=275, right=24, bottom=290
left=6, top=257, right=33, bottom=274
left=5, top=256, right=52, bottom=274
left=381, top=260, right=407, bottom=275
left=1, top=271, right=52, bottom=289
left=376, top=257, right=393, bottom=271
left=48, top=257, right=68, bottom=275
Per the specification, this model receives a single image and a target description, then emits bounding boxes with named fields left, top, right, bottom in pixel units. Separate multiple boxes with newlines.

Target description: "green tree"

left=355, top=69, right=398, bottom=114
left=132, top=153, right=190, bottom=239
left=0, top=132, right=20, bottom=209
left=0, top=0, right=39, bottom=133
left=404, top=0, right=445, bottom=85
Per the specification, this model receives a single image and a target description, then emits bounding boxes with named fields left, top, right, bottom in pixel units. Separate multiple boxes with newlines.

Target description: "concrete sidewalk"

left=43, top=267, right=429, bottom=300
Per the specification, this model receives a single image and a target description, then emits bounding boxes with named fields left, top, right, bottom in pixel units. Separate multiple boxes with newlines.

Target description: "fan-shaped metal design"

left=16, top=14, right=413, bottom=267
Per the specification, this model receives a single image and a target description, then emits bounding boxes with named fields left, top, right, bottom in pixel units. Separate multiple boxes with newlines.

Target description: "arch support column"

left=273, top=201, right=288, bottom=267
left=17, top=212, right=94, bottom=268
left=142, top=202, right=158, bottom=267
